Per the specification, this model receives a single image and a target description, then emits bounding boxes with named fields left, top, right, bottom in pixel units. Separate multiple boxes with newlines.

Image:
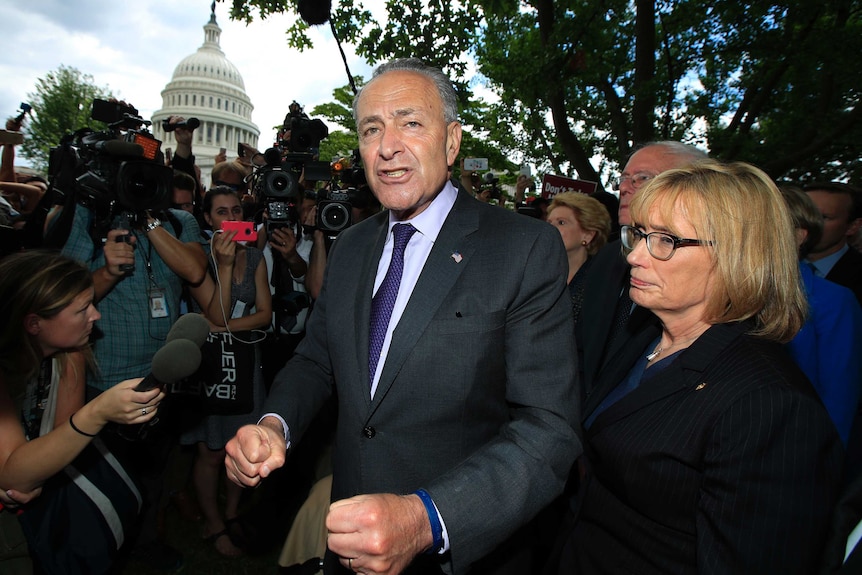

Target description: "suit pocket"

left=427, top=310, right=506, bottom=334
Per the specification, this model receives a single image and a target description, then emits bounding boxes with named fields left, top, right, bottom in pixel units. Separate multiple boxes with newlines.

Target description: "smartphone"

left=519, top=164, right=532, bottom=177
left=221, top=221, right=258, bottom=242
left=219, top=147, right=227, bottom=156
left=464, top=158, right=489, bottom=171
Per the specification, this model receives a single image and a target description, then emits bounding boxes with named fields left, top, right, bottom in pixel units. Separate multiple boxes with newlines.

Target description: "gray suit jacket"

left=266, top=190, right=581, bottom=573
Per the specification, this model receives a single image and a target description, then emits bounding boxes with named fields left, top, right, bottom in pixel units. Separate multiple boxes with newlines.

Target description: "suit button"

left=363, top=426, right=376, bottom=438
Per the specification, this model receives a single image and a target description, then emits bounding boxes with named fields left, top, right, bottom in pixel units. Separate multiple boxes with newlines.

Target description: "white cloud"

left=0, top=0, right=373, bottom=165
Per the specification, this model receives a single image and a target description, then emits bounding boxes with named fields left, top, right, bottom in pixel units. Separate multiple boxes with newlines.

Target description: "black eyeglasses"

left=620, top=225, right=713, bottom=261
left=612, top=173, right=654, bottom=191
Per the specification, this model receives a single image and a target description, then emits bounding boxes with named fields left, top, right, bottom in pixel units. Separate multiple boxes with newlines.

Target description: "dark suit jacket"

left=575, top=240, right=651, bottom=399
left=821, top=473, right=862, bottom=574
left=266, top=190, right=581, bottom=574
left=826, top=246, right=862, bottom=305
left=565, top=320, right=844, bottom=575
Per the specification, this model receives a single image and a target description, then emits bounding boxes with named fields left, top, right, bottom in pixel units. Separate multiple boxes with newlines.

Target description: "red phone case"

left=221, top=221, right=258, bottom=242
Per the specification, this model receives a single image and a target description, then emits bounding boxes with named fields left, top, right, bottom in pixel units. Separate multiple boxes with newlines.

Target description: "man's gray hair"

left=352, top=58, right=459, bottom=125
left=632, top=141, right=709, bottom=164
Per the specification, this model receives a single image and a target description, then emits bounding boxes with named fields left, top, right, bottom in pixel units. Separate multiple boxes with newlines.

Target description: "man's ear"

left=446, top=122, right=462, bottom=167
left=795, top=228, right=808, bottom=251
left=24, top=314, right=41, bottom=336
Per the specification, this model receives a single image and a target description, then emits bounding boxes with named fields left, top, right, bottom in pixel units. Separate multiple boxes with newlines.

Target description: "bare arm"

left=91, top=229, right=136, bottom=302
left=306, top=230, right=327, bottom=301
left=0, top=375, right=163, bottom=492
left=210, top=254, right=272, bottom=332
left=0, top=182, right=44, bottom=214
left=145, top=214, right=207, bottom=285
left=269, top=227, right=308, bottom=279
left=0, top=118, right=21, bottom=183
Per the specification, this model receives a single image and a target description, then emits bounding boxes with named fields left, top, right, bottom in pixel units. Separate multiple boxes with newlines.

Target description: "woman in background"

left=780, top=184, right=862, bottom=447
left=546, top=191, right=610, bottom=324
left=183, top=186, right=272, bottom=558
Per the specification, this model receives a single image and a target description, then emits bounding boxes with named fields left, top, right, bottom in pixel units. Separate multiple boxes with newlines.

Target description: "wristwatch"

left=144, top=218, right=162, bottom=233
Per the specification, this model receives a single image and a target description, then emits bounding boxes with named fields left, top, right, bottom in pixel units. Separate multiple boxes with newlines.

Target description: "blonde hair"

left=630, top=160, right=806, bottom=342
left=548, top=192, right=611, bottom=255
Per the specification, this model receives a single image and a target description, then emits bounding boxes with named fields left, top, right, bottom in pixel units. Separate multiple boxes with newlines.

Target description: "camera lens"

left=263, top=169, right=299, bottom=198
left=319, top=202, right=351, bottom=232
left=271, top=174, right=288, bottom=192
left=116, top=161, right=173, bottom=212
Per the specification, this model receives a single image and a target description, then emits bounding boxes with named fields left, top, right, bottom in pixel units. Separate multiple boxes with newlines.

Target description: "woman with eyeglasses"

left=555, top=161, right=843, bottom=574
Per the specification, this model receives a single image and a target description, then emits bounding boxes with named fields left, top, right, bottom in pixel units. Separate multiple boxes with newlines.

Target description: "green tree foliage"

left=228, top=0, right=862, bottom=185
left=310, top=79, right=363, bottom=164
left=20, top=65, right=113, bottom=173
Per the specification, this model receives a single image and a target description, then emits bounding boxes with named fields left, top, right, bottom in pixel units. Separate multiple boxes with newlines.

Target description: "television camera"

left=48, top=99, right=173, bottom=244
left=249, top=102, right=330, bottom=236
left=481, top=171, right=502, bottom=200
left=316, top=151, right=367, bottom=238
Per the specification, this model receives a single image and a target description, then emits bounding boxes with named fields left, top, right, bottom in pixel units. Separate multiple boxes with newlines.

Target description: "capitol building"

left=150, top=6, right=259, bottom=187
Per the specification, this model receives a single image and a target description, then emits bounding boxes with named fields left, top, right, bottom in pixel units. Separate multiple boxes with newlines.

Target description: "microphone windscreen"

left=298, top=0, right=331, bottom=25
left=166, top=313, right=210, bottom=347
left=151, top=339, right=202, bottom=384
left=186, top=118, right=201, bottom=130
left=97, top=140, right=144, bottom=157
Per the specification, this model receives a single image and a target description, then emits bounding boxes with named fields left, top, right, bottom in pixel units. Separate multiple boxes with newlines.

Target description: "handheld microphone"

left=162, top=118, right=201, bottom=132
left=134, top=338, right=202, bottom=392
left=166, top=313, right=210, bottom=346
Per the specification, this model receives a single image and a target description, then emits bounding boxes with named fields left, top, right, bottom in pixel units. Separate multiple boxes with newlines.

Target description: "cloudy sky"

left=1, top=0, right=376, bottom=154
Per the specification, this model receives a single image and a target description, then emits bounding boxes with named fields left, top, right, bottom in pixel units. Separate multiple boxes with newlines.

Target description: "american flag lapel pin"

left=451, top=251, right=463, bottom=263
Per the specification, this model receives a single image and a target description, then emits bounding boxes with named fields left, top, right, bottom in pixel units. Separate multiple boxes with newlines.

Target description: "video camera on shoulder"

left=48, top=99, right=173, bottom=239
left=249, top=102, right=330, bottom=237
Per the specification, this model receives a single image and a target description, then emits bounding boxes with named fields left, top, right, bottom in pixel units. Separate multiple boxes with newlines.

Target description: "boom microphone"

left=134, top=338, right=202, bottom=392
left=298, top=0, right=331, bottom=25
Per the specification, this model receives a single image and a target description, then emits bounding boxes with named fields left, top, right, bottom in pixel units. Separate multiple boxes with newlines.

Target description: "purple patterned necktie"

left=369, top=223, right=417, bottom=387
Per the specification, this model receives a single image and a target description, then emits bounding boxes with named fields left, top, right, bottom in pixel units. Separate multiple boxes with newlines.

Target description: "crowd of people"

left=1, top=56, right=861, bottom=575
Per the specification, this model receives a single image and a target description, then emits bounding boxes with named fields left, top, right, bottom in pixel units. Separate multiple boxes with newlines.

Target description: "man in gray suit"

left=225, top=58, right=581, bottom=575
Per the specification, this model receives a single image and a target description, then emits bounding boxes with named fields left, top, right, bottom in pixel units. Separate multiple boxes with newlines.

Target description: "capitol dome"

left=151, top=6, right=260, bottom=188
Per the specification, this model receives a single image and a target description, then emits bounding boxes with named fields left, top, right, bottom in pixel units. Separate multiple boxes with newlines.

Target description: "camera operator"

left=475, top=171, right=503, bottom=206
left=256, top=189, right=315, bottom=383
left=163, top=115, right=202, bottom=198
left=514, top=173, right=536, bottom=207
left=1, top=112, right=46, bottom=224
left=304, top=183, right=381, bottom=300
left=59, top=99, right=207, bottom=571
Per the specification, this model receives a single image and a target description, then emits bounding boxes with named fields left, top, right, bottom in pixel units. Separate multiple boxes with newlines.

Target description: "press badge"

left=148, top=288, right=169, bottom=318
